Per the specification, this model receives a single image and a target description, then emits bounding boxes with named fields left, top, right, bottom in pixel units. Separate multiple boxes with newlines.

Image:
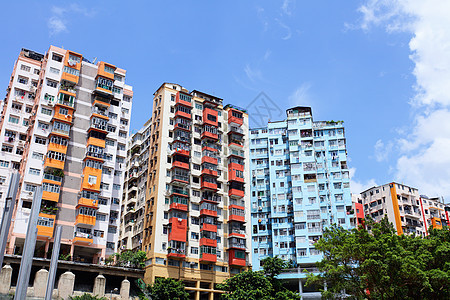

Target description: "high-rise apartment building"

left=249, top=106, right=353, bottom=293
left=140, top=83, right=251, bottom=299
left=119, top=118, right=152, bottom=251
left=359, top=183, right=449, bottom=235
left=0, top=46, right=132, bottom=262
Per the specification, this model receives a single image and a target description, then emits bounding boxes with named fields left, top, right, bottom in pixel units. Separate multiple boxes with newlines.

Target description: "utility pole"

left=45, top=225, right=62, bottom=300
left=15, top=186, right=43, bottom=300
left=0, top=172, right=20, bottom=267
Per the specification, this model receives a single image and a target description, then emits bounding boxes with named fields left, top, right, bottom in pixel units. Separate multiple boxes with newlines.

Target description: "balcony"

left=172, top=160, right=189, bottom=170
left=201, top=131, right=218, bottom=140
left=201, top=223, right=217, bottom=232
left=229, top=228, right=246, bottom=238
left=200, top=238, right=217, bottom=247
left=201, top=181, right=217, bottom=191
left=229, top=250, right=246, bottom=267
left=201, top=168, right=217, bottom=177
left=176, top=92, right=192, bottom=107
left=228, top=241, right=246, bottom=250
left=203, top=108, right=218, bottom=127
left=43, top=173, right=63, bottom=184
left=169, top=202, right=188, bottom=212
left=200, top=208, right=218, bottom=217
left=229, top=205, right=245, bottom=222
left=229, top=188, right=244, bottom=198
left=75, top=214, right=96, bottom=226
left=52, top=127, right=70, bottom=137
left=229, top=126, right=244, bottom=135
left=42, top=189, right=60, bottom=203
left=167, top=248, right=186, bottom=259
left=44, top=157, right=65, bottom=170
left=201, top=156, right=218, bottom=165
left=168, top=217, right=187, bottom=242
left=77, top=197, right=98, bottom=208
left=174, top=122, right=191, bottom=131
left=73, top=232, right=93, bottom=244
left=228, top=108, right=244, bottom=126
left=37, top=213, right=56, bottom=238
left=171, top=188, right=189, bottom=197
left=56, top=97, right=75, bottom=108
left=171, top=175, right=189, bottom=184
left=200, top=253, right=217, bottom=263
left=175, top=110, right=191, bottom=119
left=171, top=148, right=190, bottom=157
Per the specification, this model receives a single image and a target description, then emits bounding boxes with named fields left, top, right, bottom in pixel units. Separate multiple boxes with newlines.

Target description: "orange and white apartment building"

left=125, top=83, right=251, bottom=299
left=0, top=46, right=132, bottom=262
left=359, top=182, right=449, bottom=235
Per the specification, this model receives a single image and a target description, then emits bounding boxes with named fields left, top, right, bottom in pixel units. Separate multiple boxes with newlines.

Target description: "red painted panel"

left=169, top=203, right=188, bottom=211
left=203, top=108, right=218, bottom=127
left=201, top=223, right=217, bottom=232
left=200, top=253, right=217, bottom=263
left=169, top=217, right=187, bottom=242
left=200, top=238, right=217, bottom=247
left=200, top=209, right=218, bottom=217
left=202, top=156, right=218, bottom=165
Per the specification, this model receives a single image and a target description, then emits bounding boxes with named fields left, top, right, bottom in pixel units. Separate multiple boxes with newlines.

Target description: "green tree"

left=139, top=277, right=189, bottom=300
left=69, top=294, right=107, bottom=300
left=306, top=217, right=450, bottom=299
left=113, top=250, right=147, bottom=268
left=218, top=270, right=274, bottom=300
left=218, top=257, right=300, bottom=300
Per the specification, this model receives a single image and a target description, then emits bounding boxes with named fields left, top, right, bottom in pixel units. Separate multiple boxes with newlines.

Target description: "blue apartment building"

left=250, top=106, right=354, bottom=294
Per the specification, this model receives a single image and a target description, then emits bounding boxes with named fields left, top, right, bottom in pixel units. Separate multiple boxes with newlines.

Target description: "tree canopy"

left=138, top=277, right=189, bottom=300
left=306, top=217, right=450, bottom=299
left=107, top=250, right=147, bottom=268
left=218, top=257, right=300, bottom=300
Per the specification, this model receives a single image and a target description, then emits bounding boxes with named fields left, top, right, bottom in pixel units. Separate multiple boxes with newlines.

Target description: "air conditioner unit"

left=48, top=101, right=54, bottom=107
left=28, top=192, right=33, bottom=196
left=258, top=206, right=262, bottom=211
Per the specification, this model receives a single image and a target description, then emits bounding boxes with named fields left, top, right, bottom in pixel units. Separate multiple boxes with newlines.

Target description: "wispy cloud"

left=373, top=139, right=392, bottom=162
left=281, top=0, right=296, bottom=16
left=276, top=18, right=292, bottom=40
left=289, top=82, right=313, bottom=108
left=244, top=64, right=264, bottom=82
left=48, top=4, right=96, bottom=35
left=356, top=0, right=450, bottom=198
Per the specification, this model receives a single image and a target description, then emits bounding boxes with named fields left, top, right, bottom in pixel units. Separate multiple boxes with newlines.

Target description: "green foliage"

left=306, top=217, right=450, bottom=299
left=219, top=257, right=300, bottom=300
left=218, top=270, right=274, bottom=300
left=138, top=277, right=189, bottom=300
left=69, top=293, right=107, bottom=300
left=113, top=250, right=147, bottom=268
left=59, top=253, right=71, bottom=261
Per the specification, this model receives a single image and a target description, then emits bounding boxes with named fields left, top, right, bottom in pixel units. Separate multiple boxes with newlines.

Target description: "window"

left=8, top=116, right=19, bottom=124
left=119, top=131, right=127, bottom=138
left=113, top=184, right=121, bottom=190
left=20, top=65, right=31, bottom=72
left=59, top=107, right=69, bottom=115
left=29, top=168, right=40, bottom=176
left=49, top=67, right=60, bottom=74
left=17, top=76, right=28, bottom=85
left=46, top=79, right=58, bottom=88
left=191, top=232, right=199, bottom=240
left=0, top=161, right=9, bottom=168
left=107, top=125, right=116, bottom=133
left=104, top=65, right=115, bottom=74
left=105, top=139, right=115, bottom=146
left=97, top=214, right=107, bottom=221
left=191, top=247, right=199, bottom=254
left=52, top=53, right=63, bottom=62
left=108, top=112, right=118, bottom=119
left=1, top=145, right=13, bottom=153
left=63, top=66, right=79, bottom=76
left=112, top=86, right=122, bottom=94
left=88, top=175, right=97, bottom=185
left=114, top=74, right=123, bottom=82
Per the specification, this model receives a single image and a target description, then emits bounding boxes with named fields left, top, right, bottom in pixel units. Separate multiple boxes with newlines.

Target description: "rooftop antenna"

left=92, top=57, right=97, bottom=64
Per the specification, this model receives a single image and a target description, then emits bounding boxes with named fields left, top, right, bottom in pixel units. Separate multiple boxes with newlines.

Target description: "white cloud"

left=244, top=64, right=264, bottom=83
left=48, top=16, right=67, bottom=35
left=275, top=18, right=292, bottom=40
left=349, top=167, right=377, bottom=195
left=357, top=0, right=450, bottom=198
left=281, top=0, right=295, bottom=16
left=48, top=4, right=95, bottom=35
left=373, top=139, right=392, bottom=162
left=288, top=82, right=313, bottom=108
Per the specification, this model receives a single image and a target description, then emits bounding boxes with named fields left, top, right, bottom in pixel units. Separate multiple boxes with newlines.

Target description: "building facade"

left=140, top=83, right=251, bottom=299
left=0, top=46, right=132, bottom=262
left=249, top=107, right=354, bottom=295
left=359, top=183, right=449, bottom=235
left=119, top=118, right=152, bottom=251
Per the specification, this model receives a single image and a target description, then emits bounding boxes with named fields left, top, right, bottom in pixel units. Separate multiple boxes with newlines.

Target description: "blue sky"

left=1, top=1, right=449, bottom=199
